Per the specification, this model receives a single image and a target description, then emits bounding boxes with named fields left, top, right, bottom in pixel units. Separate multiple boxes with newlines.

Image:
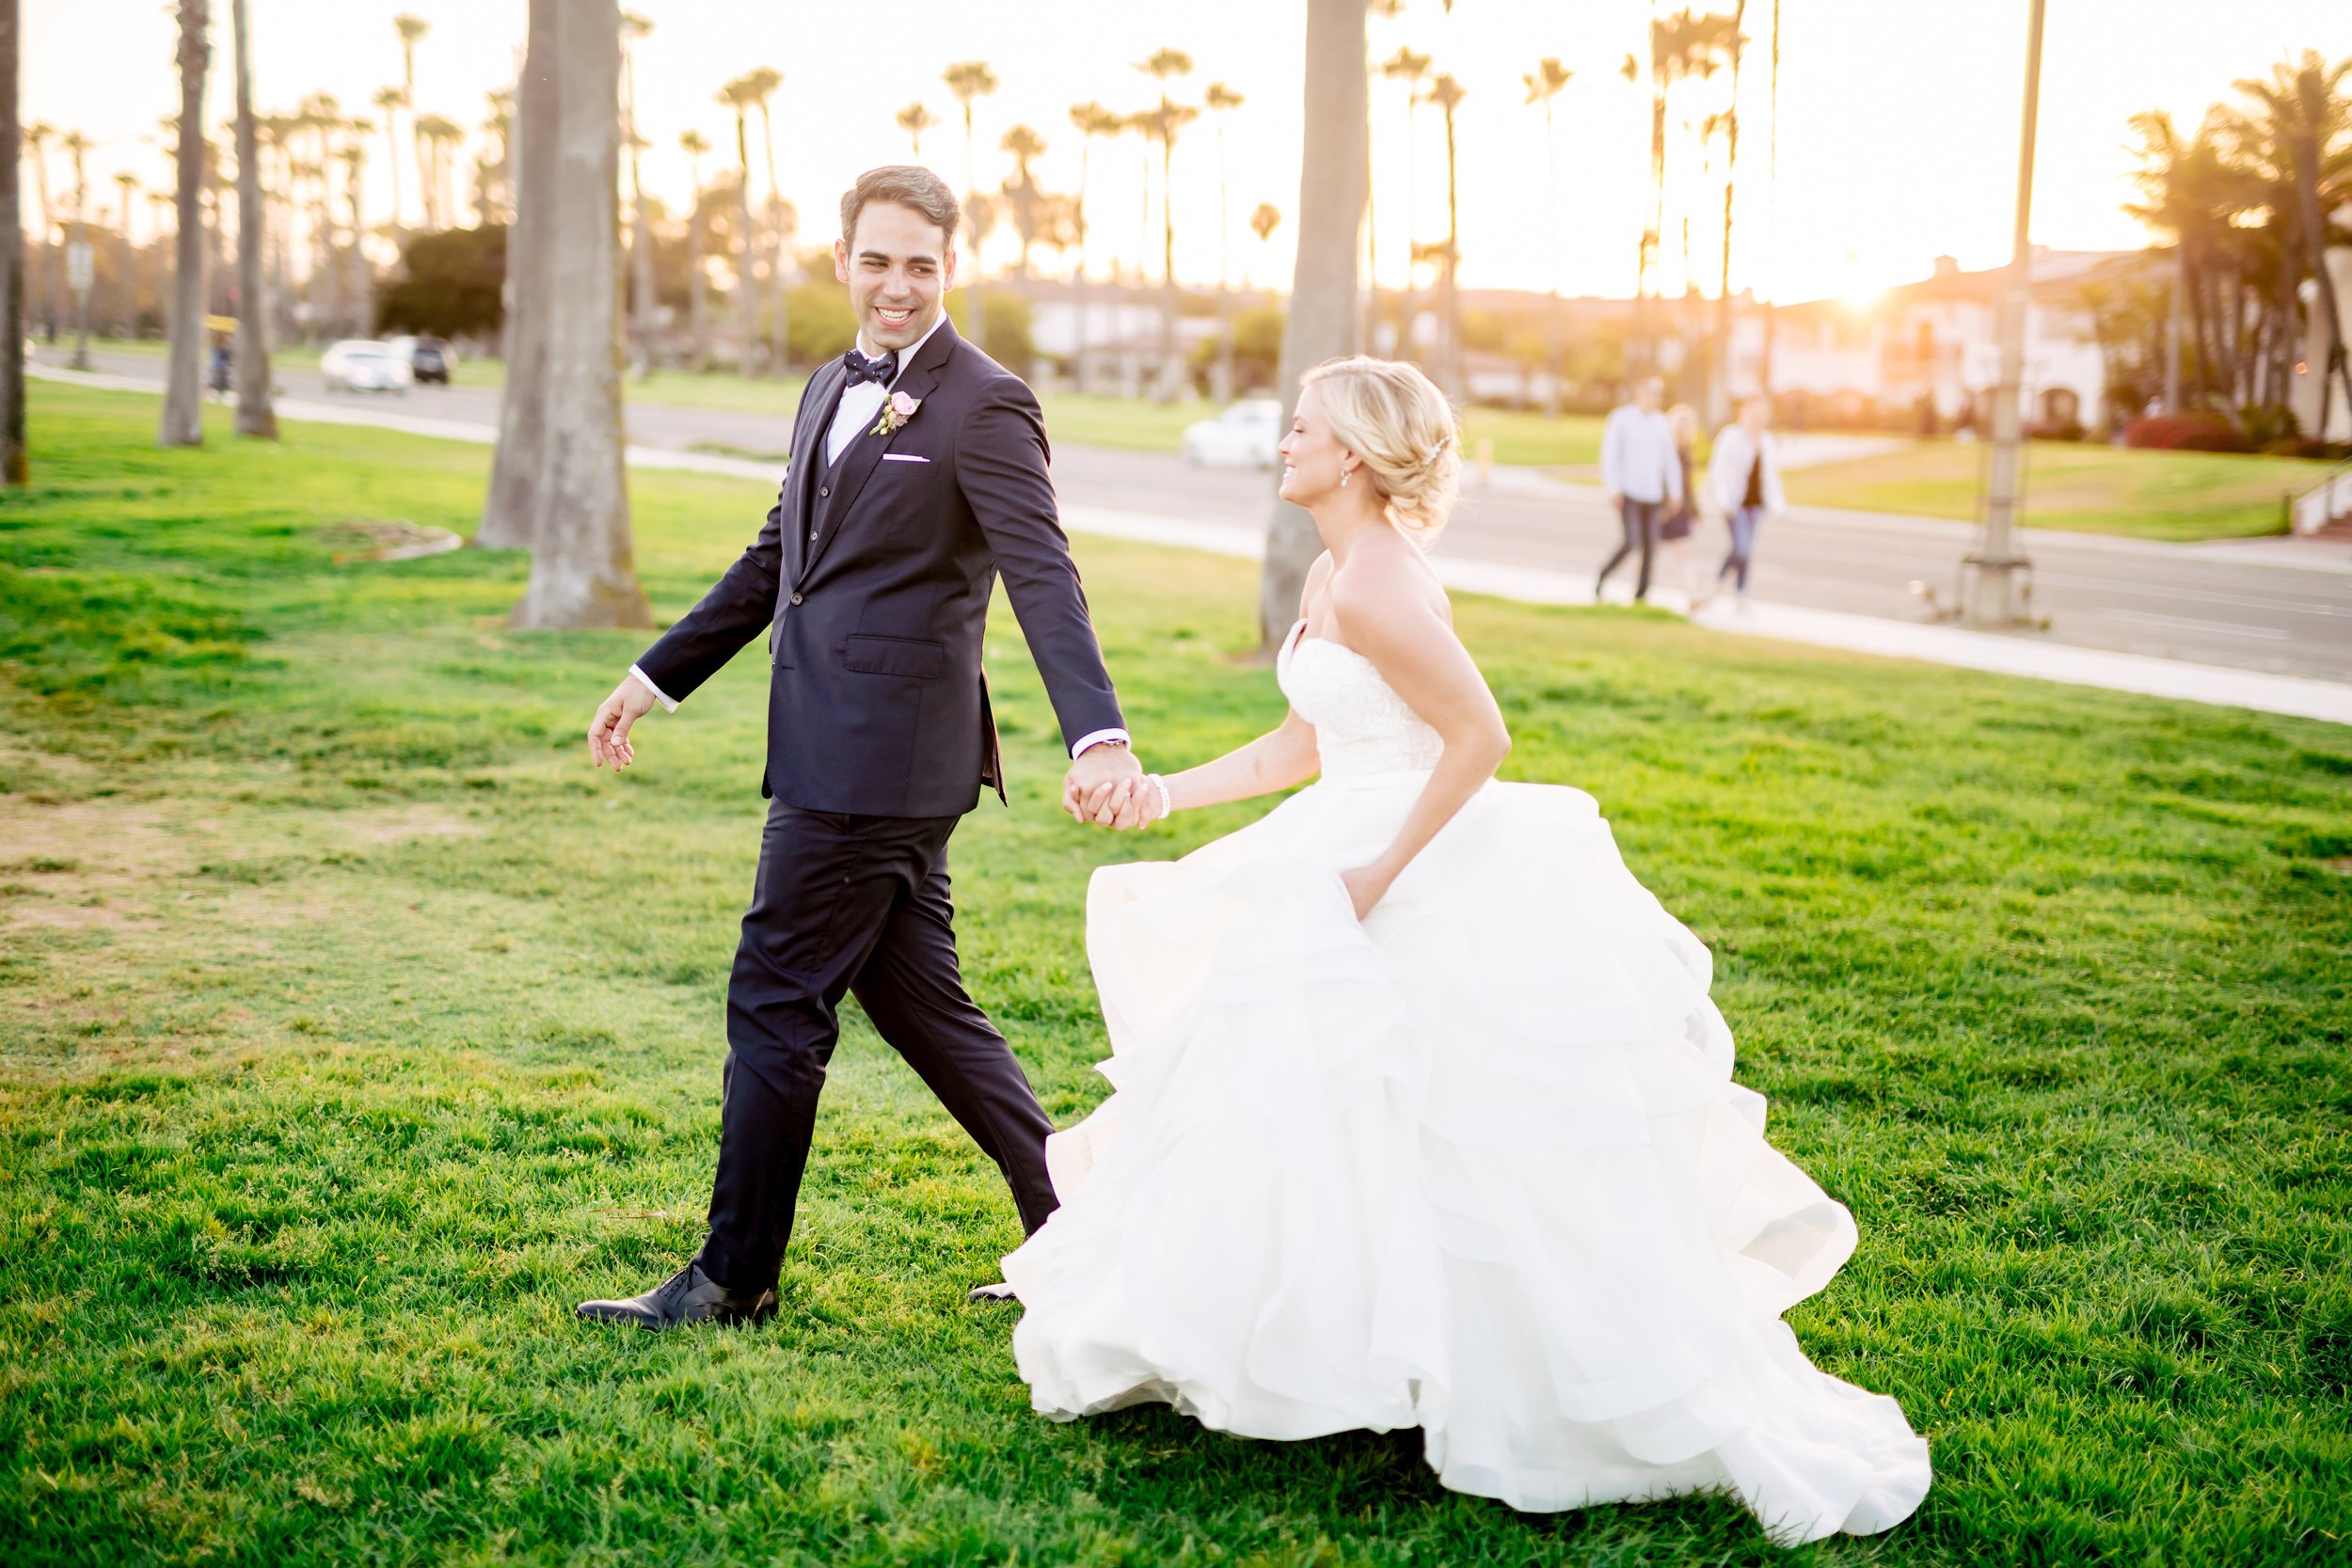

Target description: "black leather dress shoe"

left=577, top=1262, right=778, bottom=1330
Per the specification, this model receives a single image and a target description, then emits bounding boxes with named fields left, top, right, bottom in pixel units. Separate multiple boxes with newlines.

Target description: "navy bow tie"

left=842, top=348, right=898, bottom=388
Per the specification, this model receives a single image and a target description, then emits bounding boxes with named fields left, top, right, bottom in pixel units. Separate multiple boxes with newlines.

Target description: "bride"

left=1001, top=356, right=1931, bottom=1544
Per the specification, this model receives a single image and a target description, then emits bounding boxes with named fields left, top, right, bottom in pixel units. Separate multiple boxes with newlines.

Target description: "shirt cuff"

left=628, top=664, right=680, bottom=713
left=1070, top=727, right=1130, bottom=759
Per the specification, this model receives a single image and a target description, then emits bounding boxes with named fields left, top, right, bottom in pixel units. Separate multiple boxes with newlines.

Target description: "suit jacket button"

left=818, top=485, right=830, bottom=497
left=790, top=592, right=803, bottom=605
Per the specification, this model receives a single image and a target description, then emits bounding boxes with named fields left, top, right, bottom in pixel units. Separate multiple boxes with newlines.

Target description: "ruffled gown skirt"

left=1001, top=772, right=1930, bottom=1544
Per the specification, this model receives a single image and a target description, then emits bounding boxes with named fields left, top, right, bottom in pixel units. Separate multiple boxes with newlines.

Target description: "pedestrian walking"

left=1595, top=375, right=1681, bottom=604
left=1708, top=397, right=1786, bottom=607
left=1657, top=404, right=1711, bottom=611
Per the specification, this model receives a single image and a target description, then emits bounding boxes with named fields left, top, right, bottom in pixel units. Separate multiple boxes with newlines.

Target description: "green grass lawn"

left=4, top=383, right=2350, bottom=1565
left=1783, top=437, right=2337, bottom=543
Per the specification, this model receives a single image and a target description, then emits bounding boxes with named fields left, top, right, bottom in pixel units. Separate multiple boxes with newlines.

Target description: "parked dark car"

left=409, top=337, right=451, bottom=385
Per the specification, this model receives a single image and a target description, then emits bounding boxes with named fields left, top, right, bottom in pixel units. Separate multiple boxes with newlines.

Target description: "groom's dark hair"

left=841, top=166, right=961, bottom=246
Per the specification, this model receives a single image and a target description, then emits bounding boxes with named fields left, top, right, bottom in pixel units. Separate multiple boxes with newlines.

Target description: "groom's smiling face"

left=834, top=200, right=957, bottom=355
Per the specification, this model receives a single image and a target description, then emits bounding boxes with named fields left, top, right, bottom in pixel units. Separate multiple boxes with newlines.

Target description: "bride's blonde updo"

left=1299, top=356, right=1463, bottom=544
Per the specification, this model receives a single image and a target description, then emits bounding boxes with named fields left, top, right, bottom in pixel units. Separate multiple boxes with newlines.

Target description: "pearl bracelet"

left=1145, top=773, right=1172, bottom=822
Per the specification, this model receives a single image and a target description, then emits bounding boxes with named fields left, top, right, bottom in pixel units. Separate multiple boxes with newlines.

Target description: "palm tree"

left=1420, top=71, right=1466, bottom=396
left=339, top=133, right=369, bottom=333
left=1379, top=46, right=1430, bottom=353
left=999, top=124, right=1046, bottom=278
left=1708, top=2, right=1750, bottom=428
left=393, top=12, right=428, bottom=231
left=717, top=73, right=762, bottom=372
left=62, top=129, right=89, bottom=367
left=160, top=0, right=209, bottom=446
left=228, top=0, right=272, bottom=436
left=2, top=0, right=25, bottom=482
left=1066, top=101, right=1119, bottom=391
left=1204, top=81, right=1244, bottom=398
left=480, top=87, right=514, bottom=222
left=2232, top=51, right=2352, bottom=431
left=417, top=114, right=464, bottom=231
left=1248, top=199, right=1279, bottom=288
left=679, top=127, right=709, bottom=369
left=481, top=0, right=555, bottom=548
left=114, top=170, right=139, bottom=335
left=1260, top=0, right=1366, bottom=644
left=1523, top=57, right=1571, bottom=413
left=620, top=11, right=655, bottom=372
left=1136, top=47, right=1196, bottom=403
left=512, top=0, right=650, bottom=629
left=943, top=60, right=998, bottom=351
left=739, top=65, right=787, bottom=371
left=371, top=86, right=405, bottom=230
left=896, top=102, right=936, bottom=159
left=23, top=119, right=53, bottom=341
left=1758, top=0, right=1781, bottom=396
left=1361, top=0, right=1405, bottom=343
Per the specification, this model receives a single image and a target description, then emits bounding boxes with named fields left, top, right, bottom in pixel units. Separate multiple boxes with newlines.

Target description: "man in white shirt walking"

left=1596, top=375, right=1682, bottom=603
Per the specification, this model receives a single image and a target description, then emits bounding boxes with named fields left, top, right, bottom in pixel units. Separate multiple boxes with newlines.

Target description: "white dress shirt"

left=1598, top=404, right=1683, bottom=505
left=630, top=312, right=1127, bottom=760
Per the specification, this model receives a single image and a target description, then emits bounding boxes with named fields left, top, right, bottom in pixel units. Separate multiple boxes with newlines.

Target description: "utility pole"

left=1967, top=0, right=2043, bottom=628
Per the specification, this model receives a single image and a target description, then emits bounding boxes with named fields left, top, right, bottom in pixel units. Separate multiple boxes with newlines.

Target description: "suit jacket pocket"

left=841, top=633, right=947, bottom=680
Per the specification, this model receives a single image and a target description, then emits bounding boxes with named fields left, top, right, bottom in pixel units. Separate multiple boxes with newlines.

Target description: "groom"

left=577, top=166, right=1142, bottom=1329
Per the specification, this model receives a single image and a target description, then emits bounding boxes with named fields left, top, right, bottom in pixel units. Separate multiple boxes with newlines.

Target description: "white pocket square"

left=881, top=452, right=930, bottom=464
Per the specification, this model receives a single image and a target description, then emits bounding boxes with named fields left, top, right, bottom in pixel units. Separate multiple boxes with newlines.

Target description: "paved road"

left=53, top=347, right=2352, bottom=684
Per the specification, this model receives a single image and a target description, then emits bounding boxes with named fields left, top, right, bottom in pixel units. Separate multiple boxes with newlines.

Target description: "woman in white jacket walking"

left=1708, top=398, right=1786, bottom=603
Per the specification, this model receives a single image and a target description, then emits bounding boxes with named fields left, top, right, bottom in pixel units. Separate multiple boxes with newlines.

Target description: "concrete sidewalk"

left=38, top=364, right=2352, bottom=725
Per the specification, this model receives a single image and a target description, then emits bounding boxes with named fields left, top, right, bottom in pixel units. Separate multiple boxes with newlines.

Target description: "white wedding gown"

left=1002, top=622, right=1930, bottom=1544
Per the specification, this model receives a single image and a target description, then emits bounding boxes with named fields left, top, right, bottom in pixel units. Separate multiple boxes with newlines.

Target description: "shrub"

left=2122, top=412, right=2254, bottom=453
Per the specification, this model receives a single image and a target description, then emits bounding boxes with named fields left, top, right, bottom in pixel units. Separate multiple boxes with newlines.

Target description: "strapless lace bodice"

left=1277, top=620, right=1445, bottom=780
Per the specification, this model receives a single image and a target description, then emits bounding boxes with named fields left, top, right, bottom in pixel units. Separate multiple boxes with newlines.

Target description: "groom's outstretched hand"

left=588, top=676, right=659, bottom=770
left=1064, top=741, right=1147, bottom=829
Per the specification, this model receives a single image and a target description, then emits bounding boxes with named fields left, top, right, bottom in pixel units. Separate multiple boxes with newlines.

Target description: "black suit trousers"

left=694, top=802, right=1059, bottom=1291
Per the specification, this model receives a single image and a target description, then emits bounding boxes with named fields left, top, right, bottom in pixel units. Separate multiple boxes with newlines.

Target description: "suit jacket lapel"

left=804, top=318, right=961, bottom=579
left=785, top=359, right=846, bottom=585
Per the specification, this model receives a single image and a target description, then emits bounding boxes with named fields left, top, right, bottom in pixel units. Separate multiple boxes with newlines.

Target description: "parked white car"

left=320, top=340, right=413, bottom=394
left=1180, top=398, right=1283, bottom=470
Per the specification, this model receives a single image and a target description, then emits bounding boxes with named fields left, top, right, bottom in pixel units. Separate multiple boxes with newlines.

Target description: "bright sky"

left=23, top=0, right=2351, bottom=306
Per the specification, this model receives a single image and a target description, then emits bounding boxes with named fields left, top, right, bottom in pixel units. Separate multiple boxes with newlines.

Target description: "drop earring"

left=1341, top=469, right=1350, bottom=488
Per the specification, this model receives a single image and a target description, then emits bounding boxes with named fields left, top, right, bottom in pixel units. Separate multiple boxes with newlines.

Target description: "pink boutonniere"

left=873, top=389, right=921, bottom=437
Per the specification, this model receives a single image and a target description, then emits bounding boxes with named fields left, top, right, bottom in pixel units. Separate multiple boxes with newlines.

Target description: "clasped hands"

left=1062, top=742, right=1164, bottom=832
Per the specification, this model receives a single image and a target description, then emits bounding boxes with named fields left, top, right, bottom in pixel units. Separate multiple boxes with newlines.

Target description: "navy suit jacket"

left=632, top=318, right=1125, bottom=817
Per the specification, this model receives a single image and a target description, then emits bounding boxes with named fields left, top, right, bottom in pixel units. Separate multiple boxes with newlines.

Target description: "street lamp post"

left=1967, top=0, right=2046, bottom=627
left=66, top=233, right=93, bottom=371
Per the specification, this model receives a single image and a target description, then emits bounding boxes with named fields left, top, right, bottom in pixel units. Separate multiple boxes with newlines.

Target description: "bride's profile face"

left=1278, top=387, right=1348, bottom=504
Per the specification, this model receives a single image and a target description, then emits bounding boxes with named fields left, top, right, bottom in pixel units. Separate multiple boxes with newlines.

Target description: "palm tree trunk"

left=627, top=135, right=654, bottom=374
left=2293, top=124, right=2352, bottom=429
left=0, top=0, right=26, bottom=483
left=1257, top=0, right=1365, bottom=646
left=478, top=0, right=556, bottom=548
left=345, top=162, right=370, bottom=332
left=962, top=103, right=986, bottom=354
left=159, top=0, right=209, bottom=447
left=1440, top=97, right=1461, bottom=400
left=756, top=102, right=787, bottom=374
left=1073, top=138, right=1091, bottom=394
left=1709, top=0, right=1746, bottom=429
left=30, top=138, right=52, bottom=340
left=734, top=115, right=756, bottom=374
left=513, top=0, right=649, bottom=628
left=1157, top=130, right=1177, bottom=404
left=229, top=0, right=274, bottom=436
left=686, top=180, right=707, bottom=371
